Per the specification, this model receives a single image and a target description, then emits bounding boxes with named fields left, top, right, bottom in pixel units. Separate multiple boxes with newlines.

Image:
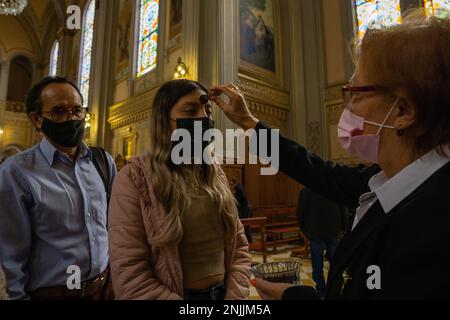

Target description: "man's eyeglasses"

left=40, top=107, right=88, bottom=123
left=341, top=85, right=387, bottom=108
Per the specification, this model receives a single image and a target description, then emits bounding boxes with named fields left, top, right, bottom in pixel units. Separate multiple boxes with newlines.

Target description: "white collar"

left=368, top=148, right=450, bottom=213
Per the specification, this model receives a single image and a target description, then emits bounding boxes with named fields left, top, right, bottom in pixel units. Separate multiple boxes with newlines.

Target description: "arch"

left=49, top=0, right=67, bottom=27
left=40, top=4, right=64, bottom=72
left=5, top=50, right=36, bottom=65
left=7, top=55, right=33, bottom=102
left=17, top=6, right=42, bottom=58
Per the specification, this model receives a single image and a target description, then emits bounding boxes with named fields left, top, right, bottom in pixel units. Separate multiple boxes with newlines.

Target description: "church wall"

left=321, top=0, right=361, bottom=166
left=0, top=12, right=37, bottom=153
left=0, top=0, right=364, bottom=210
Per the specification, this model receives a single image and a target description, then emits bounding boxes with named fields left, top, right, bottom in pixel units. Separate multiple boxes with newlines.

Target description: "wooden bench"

left=254, top=207, right=307, bottom=252
left=266, top=222, right=303, bottom=252
left=240, top=217, right=268, bottom=263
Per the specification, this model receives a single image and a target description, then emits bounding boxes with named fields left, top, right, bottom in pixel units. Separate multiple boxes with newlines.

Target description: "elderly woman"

left=211, top=9, right=450, bottom=299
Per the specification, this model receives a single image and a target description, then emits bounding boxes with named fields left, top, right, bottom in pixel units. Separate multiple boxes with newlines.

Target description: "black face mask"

left=172, top=117, right=215, bottom=163
left=41, top=118, right=86, bottom=148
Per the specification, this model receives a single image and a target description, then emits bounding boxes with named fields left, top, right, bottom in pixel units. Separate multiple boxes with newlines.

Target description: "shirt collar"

left=368, top=148, right=450, bottom=213
left=39, top=137, right=58, bottom=166
left=39, top=137, right=92, bottom=166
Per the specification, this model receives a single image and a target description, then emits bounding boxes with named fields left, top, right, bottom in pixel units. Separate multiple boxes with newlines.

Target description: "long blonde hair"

left=147, top=79, right=237, bottom=248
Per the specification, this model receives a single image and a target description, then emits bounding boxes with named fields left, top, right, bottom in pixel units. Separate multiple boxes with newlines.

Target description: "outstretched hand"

left=254, top=278, right=294, bottom=300
left=209, top=84, right=259, bottom=130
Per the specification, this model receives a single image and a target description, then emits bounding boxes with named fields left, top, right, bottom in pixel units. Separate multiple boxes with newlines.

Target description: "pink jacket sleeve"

left=224, top=217, right=252, bottom=300
left=108, top=165, right=182, bottom=300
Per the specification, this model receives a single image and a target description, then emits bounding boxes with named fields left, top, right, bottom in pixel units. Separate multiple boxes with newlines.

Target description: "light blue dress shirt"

left=0, top=137, right=116, bottom=299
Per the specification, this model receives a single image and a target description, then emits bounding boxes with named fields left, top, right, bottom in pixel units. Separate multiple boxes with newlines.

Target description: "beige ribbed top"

left=179, top=189, right=226, bottom=289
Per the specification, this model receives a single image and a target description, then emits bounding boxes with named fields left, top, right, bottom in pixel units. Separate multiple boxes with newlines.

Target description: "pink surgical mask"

left=338, top=98, right=399, bottom=163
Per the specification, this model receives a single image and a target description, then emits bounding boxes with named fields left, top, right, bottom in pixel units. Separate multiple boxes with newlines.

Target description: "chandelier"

left=0, top=0, right=28, bottom=16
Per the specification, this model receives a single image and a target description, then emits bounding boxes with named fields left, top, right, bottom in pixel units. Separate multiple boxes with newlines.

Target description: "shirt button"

left=93, top=237, right=96, bottom=241
left=87, top=213, right=91, bottom=217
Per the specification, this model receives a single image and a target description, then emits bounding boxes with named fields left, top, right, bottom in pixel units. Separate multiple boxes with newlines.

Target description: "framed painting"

left=166, top=0, right=183, bottom=54
left=169, top=0, right=182, bottom=40
left=239, top=0, right=283, bottom=86
left=116, top=0, right=132, bottom=79
left=122, top=133, right=138, bottom=160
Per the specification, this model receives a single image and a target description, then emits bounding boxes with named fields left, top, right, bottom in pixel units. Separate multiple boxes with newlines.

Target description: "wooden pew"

left=240, top=217, right=268, bottom=263
left=253, top=207, right=307, bottom=252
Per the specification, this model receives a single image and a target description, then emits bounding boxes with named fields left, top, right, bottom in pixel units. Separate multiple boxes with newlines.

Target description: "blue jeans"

left=310, top=237, right=339, bottom=297
left=183, top=283, right=225, bottom=300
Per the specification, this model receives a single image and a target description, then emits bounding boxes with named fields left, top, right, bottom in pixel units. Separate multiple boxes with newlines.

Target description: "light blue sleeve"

left=0, top=160, right=33, bottom=300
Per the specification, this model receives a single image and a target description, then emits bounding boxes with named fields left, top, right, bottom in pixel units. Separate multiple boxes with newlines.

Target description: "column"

left=0, top=60, right=9, bottom=102
left=286, top=0, right=307, bottom=147
left=58, top=28, right=77, bottom=78
left=296, top=0, right=327, bottom=158
left=218, top=0, right=239, bottom=131
left=0, top=61, right=9, bottom=149
left=182, top=0, right=200, bottom=81
left=90, top=0, right=119, bottom=148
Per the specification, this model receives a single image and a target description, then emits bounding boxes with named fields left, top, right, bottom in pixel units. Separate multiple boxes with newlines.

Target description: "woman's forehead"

left=177, top=89, right=207, bottom=105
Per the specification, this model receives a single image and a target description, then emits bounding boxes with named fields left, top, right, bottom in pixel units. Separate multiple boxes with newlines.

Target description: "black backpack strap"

left=91, top=147, right=111, bottom=205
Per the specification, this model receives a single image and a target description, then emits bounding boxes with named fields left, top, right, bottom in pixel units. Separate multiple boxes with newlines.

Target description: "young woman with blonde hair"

left=108, top=79, right=251, bottom=300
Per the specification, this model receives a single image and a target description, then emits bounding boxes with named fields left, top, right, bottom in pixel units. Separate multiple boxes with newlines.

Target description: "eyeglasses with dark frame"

left=40, top=106, right=88, bottom=123
left=341, top=85, right=387, bottom=108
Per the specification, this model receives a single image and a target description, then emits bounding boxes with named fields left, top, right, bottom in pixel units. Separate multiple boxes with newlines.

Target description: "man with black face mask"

left=0, top=77, right=116, bottom=300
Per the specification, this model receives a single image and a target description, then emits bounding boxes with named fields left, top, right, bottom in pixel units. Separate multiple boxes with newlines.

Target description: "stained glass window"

left=354, top=0, right=402, bottom=39
left=137, top=0, right=159, bottom=78
left=423, top=0, right=450, bottom=17
left=79, top=0, right=96, bottom=108
left=49, top=40, right=59, bottom=77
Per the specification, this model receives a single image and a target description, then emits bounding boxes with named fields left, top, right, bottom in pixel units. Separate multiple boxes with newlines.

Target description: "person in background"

left=114, top=154, right=128, bottom=172
left=0, top=77, right=116, bottom=300
left=297, top=187, right=348, bottom=298
left=230, top=177, right=253, bottom=243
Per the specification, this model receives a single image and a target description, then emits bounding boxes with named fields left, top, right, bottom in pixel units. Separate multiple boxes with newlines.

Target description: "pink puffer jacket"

left=108, top=156, right=251, bottom=300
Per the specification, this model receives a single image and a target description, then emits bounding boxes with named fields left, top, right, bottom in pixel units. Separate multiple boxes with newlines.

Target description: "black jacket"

left=235, top=183, right=252, bottom=219
left=297, top=187, right=348, bottom=239
left=255, top=122, right=450, bottom=299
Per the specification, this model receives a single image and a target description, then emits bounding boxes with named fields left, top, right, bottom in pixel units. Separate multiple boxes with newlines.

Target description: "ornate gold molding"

left=1, top=101, right=27, bottom=114
left=57, top=27, right=78, bottom=38
left=108, top=86, right=160, bottom=130
left=238, top=74, right=289, bottom=110
left=325, top=84, right=345, bottom=125
left=4, top=117, right=31, bottom=127
left=246, top=100, right=288, bottom=130
left=238, top=75, right=289, bottom=129
left=325, top=84, right=345, bottom=103
left=307, top=121, right=322, bottom=155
